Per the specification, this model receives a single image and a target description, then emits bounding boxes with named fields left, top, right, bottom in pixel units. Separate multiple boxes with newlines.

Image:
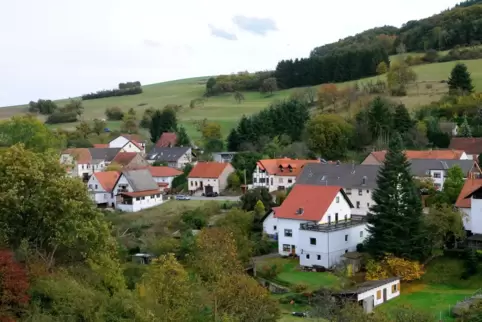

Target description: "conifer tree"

left=176, top=125, right=191, bottom=147
left=459, top=114, right=472, bottom=137
left=448, top=63, right=474, bottom=94
left=365, top=133, right=428, bottom=261
left=393, top=104, right=414, bottom=134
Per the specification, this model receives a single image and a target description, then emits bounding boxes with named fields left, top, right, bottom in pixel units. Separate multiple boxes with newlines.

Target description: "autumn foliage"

left=366, top=254, right=424, bottom=282
left=0, top=250, right=30, bottom=319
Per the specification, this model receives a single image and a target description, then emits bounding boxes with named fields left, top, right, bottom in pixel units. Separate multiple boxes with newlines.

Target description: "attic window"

left=362, top=176, right=367, bottom=186
left=296, top=208, right=304, bottom=215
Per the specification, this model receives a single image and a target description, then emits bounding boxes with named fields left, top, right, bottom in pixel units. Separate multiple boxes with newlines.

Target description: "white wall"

left=252, top=165, right=297, bottom=192
left=188, top=178, right=221, bottom=194
left=298, top=224, right=368, bottom=268
left=117, top=193, right=163, bottom=212
left=460, top=152, right=470, bottom=160
left=263, top=212, right=278, bottom=236
left=461, top=207, right=471, bottom=231
left=87, top=174, right=114, bottom=205
left=109, top=137, right=129, bottom=149
left=152, top=176, right=175, bottom=188
left=357, top=280, right=400, bottom=306
left=470, top=198, right=482, bottom=234
left=344, top=188, right=373, bottom=216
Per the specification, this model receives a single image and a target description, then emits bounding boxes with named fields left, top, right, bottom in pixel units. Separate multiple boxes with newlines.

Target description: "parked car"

left=175, top=195, right=191, bottom=200
left=205, top=191, right=218, bottom=197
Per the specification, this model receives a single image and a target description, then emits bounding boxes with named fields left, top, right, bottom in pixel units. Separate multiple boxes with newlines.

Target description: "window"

left=284, top=229, right=292, bottom=237
left=191, top=181, right=194, bottom=186
left=336, top=196, right=340, bottom=203
left=260, top=178, right=266, bottom=183
left=310, top=238, right=316, bottom=245
left=356, top=201, right=360, bottom=209
left=433, top=172, right=441, bottom=178
left=392, top=283, right=398, bottom=293
left=283, top=244, right=291, bottom=252
left=306, top=254, right=310, bottom=259
left=367, top=203, right=370, bottom=207
left=270, top=178, right=273, bottom=185
left=136, top=197, right=140, bottom=201
left=345, top=188, right=352, bottom=195
left=344, top=214, right=347, bottom=221
left=377, top=290, right=381, bottom=299
left=317, top=255, right=321, bottom=260
left=358, top=189, right=363, bottom=196
left=95, top=184, right=98, bottom=189
left=335, top=213, right=339, bottom=222
left=88, top=184, right=92, bottom=189
left=253, top=178, right=257, bottom=183
left=366, top=190, right=369, bottom=193
left=288, top=179, right=293, bottom=184
left=328, top=216, right=331, bottom=224
left=345, top=249, right=348, bottom=253
left=345, top=235, right=348, bottom=242
left=360, top=231, right=364, bottom=238
left=273, top=225, right=277, bottom=231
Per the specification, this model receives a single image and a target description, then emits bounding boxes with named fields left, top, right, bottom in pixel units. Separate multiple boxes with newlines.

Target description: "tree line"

left=205, top=71, right=276, bottom=96
left=118, top=81, right=141, bottom=89
left=82, top=84, right=143, bottom=100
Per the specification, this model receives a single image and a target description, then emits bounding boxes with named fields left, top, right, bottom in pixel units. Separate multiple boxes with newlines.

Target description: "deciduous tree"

left=240, top=187, right=273, bottom=212
left=386, top=61, right=417, bottom=96
left=92, top=118, right=107, bottom=135
left=425, top=205, right=465, bottom=255
left=260, top=77, right=278, bottom=96
left=317, top=83, right=339, bottom=111
left=234, top=91, right=245, bottom=103
left=442, top=165, right=466, bottom=204
left=201, top=122, right=222, bottom=141
left=376, top=61, right=388, bottom=75
left=0, top=250, right=30, bottom=319
left=365, top=134, right=428, bottom=260
left=120, top=109, right=138, bottom=134
left=75, top=121, right=92, bottom=139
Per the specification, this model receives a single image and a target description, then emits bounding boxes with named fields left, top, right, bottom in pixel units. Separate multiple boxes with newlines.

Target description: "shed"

left=342, top=251, right=363, bottom=273
left=132, top=253, right=154, bottom=265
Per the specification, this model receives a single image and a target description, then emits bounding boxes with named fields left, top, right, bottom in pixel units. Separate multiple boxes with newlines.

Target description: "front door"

left=383, top=288, right=387, bottom=302
left=205, top=185, right=214, bottom=194
left=291, top=245, right=296, bottom=255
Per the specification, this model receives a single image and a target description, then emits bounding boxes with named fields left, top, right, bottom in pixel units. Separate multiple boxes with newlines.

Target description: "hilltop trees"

left=448, top=63, right=474, bottom=94
left=28, top=99, right=58, bottom=115
left=365, top=133, right=428, bottom=261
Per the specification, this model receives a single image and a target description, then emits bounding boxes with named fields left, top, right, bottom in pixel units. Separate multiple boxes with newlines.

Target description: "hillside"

left=1, top=59, right=482, bottom=142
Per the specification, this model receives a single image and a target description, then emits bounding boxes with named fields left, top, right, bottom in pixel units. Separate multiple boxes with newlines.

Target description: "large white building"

left=87, top=171, right=120, bottom=207
left=252, top=158, right=320, bottom=192
left=263, top=184, right=368, bottom=269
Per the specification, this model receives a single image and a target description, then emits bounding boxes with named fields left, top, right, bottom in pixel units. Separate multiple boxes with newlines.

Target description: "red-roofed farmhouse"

left=188, top=162, right=235, bottom=196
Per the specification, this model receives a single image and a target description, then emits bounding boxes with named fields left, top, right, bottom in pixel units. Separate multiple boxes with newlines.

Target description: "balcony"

left=300, top=215, right=366, bottom=233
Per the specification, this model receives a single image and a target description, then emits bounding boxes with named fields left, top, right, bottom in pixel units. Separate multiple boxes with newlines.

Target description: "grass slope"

left=2, top=59, right=482, bottom=141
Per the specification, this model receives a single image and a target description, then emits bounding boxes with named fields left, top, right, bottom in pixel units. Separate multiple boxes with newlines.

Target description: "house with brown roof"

left=148, top=166, right=183, bottom=190
left=449, top=137, right=482, bottom=160
left=87, top=171, right=120, bottom=207
left=112, top=169, right=163, bottom=212
left=361, top=149, right=469, bottom=165
left=262, top=184, right=368, bottom=269
left=252, top=158, right=320, bottom=192
left=188, top=162, right=235, bottom=196
left=155, top=132, right=178, bottom=148
left=111, top=152, right=149, bottom=170
left=60, top=147, right=122, bottom=180
left=456, top=177, right=482, bottom=234
left=109, top=134, right=146, bottom=153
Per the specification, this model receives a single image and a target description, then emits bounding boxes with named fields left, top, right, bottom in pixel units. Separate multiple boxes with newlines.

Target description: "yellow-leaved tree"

left=366, top=254, right=424, bottom=282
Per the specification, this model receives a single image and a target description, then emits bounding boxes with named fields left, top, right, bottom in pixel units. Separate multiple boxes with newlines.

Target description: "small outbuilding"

left=333, top=277, right=400, bottom=313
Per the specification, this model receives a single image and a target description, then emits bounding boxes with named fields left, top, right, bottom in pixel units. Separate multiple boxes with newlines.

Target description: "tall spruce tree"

left=365, top=133, right=428, bottom=261
left=459, top=114, right=472, bottom=137
left=149, top=110, right=163, bottom=144
left=176, top=125, right=191, bottom=147
left=448, top=63, right=474, bottom=94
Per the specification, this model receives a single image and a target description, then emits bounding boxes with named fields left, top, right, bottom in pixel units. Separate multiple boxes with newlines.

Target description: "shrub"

left=105, top=107, right=124, bottom=121
left=45, top=111, right=78, bottom=124
left=366, top=254, right=424, bottom=282
left=292, top=283, right=308, bottom=293
left=259, top=258, right=285, bottom=279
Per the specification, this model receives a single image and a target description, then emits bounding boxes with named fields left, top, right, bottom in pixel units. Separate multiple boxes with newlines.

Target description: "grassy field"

left=2, top=59, right=482, bottom=141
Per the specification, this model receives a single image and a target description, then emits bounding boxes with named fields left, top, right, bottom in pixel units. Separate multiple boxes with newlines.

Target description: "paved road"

left=188, top=196, right=241, bottom=202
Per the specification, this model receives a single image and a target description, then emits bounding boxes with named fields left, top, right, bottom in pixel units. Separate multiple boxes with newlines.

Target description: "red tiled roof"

left=274, top=185, right=345, bottom=221
left=449, top=138, right=482, bottom=155
left=155, top=132, right=177, bottom=147
left=62, top=148, right=91, bottom=163
left=112, top=152, right=138, bottom=166
left=93, top=171, right=120, bottom=192
left=257, top=158, right=319, bottom=177
left=188, top=162, right=233, bottom=178
left=120, top=189, right=161, bottom=197
left=93, top=144, right=109, bottom=148
left=157, top=182, right=169, bottom=187
left=370, top=149, right=466, bottom=162
left=149, top=166, right=183, bottom=177
left=455, top=178, right=482, bottom=208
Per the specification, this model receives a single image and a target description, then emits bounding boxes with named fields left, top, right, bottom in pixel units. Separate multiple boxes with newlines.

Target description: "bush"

left=292, top=283, right=308, bottom=293
left=366, top=254, right=424, bottom=282
left=422, top=49, right=439, bottom=63
left=356, top=243, right=364, bottom=252
left=259, top=258, right=285, bottom=279
left=105, top=107, right=124, bottom=121
left=45, top=111, right=78, bottom=124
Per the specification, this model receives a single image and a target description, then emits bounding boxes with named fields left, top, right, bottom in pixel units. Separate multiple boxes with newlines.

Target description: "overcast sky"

left=0, top=0, right=460, bottom=107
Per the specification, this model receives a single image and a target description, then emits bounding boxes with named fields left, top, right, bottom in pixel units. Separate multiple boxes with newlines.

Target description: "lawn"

left=2, top=58, right=482, bottom=141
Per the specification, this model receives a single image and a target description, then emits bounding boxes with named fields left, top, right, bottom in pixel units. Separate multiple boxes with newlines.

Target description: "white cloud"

left=0, top=0, right=460, bottom=106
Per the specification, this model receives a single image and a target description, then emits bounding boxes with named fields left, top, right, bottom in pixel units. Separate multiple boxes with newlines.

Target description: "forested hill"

left=310, top=0, right=482, bottom=58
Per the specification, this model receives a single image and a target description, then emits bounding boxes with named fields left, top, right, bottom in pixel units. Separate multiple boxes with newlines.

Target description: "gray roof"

left=409, top=159, right=476, bottom=177
left=146, top=147, right=191, bottom=162
left=123, top=169, right=159, bottom=192
left=335, top=277, right=400, bottom=295
left=88, top=148, right=121, bottom=162
left=297, top=163, right=380, bottom=189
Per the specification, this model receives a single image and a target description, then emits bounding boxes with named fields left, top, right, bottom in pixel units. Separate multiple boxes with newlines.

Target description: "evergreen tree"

left=365, top=133, right=428, bottom=261
left=448, top=63, right=474, bottom=94
left=368, top=97, right=393, bottom=139
left=149, top=110, right=163, bottom=144
left=176, top=125, right=191, bottom=147
left=459, top=114, right=472, bottom=137
left=393, top=104, right=414, bottom=134
left=159, top=107, right=178, bottom=133
left=227, top=128, right=241, bottom=151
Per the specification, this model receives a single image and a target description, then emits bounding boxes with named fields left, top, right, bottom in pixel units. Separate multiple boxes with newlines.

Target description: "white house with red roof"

left=252, top=158, right=319, bottom=192
left=148, top=166, right=183, bottom=190
left=263, top=184, right=368, bottom=268
left=456, top=177, right=482, bottom=233
left=108, top=134, right=146, bottom=153
left=87, top=171, right=120, bottom=207
left=188, top=162, right=235, bottom=196
left=112, top=169, right=163, bottom=212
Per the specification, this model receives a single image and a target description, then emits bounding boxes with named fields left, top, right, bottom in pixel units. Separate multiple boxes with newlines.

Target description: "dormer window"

left=362, top=176, right=367, bottom=186
left=296, top=208, right=304, bottom=215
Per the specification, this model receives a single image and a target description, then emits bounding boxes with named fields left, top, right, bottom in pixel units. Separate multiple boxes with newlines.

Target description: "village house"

left=439, top=121, right=459, bottom=137
left=296, top=163, right=379, bottom=216
left=456, top=177, right=482, bottom=234
left=146, top=146, right=194, bottom=169
left=148, top=166, right=183, bottom=191
left=263, top=185, right=368, bottom=268
left=155, top=132, right=178, bottom=148
left=333, top=277, right=401, bottom=313
left=449, top=137, right=482, bottom=160
left=107, top=134, right=146, bottom=153
left=60, top=147, right=121, bottom=180
left=211, top=152, right=237, bottom=163
left=87, top=171, right=120, bottom=207
left=361, top=149, right=469, bottom=165
left=188, top=162, right=235, bottom=196
left=252, top=158, right=320, bottom=192
left=112, top=169, right=163, bottom=212
left=111, top=152, right=149, bottom=170
left=409, top=159, right=479, bottom=190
